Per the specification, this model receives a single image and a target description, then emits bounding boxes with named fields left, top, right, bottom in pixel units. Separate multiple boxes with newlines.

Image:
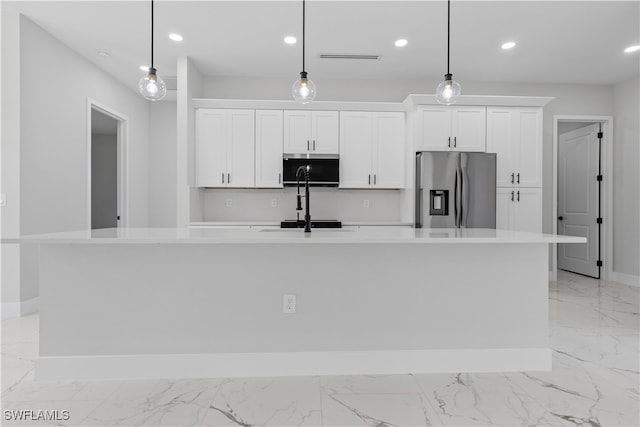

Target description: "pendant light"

left=139, top=0, right=166, bottom=101
left=292, top=0, right=316, bottom=104
left=435, top=0, right=461, bottom=105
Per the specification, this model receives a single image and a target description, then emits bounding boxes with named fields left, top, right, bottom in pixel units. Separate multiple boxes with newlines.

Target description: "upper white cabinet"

left=339, top=112, right=405, bottom=189
left=196, top=109, right=255, bottom=187
left=486, top=107, right=542, bottom=187
left=284, top=110, right=339, bottom=154
left=255, top=110, right=283, bottom=188
left=417, top=106, right=486, bottom=152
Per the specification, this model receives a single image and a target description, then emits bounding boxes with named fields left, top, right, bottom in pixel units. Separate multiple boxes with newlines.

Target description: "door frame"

left=86, top=98, right=130, bottom=229
left=552, top=115, right=613, bottom=281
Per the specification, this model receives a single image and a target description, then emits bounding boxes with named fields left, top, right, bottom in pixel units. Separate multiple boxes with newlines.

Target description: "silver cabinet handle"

left=511, top=173, right=515, bottom=184
left=454, top=136, right=457, bottom=148
left=517, top=173, right=520, bottom=184
left=374, top=174, right=377, bottom=185
left=517, top=191, right=520, bottom=202
left=368, top=174, right=371, bottom=185
left=227, top=173, right=230, bottom=183
left=307, top=140, right=310, bottom=151
left=313, top=140, right=316, bottom=151
left=222, top=173, right=225, bottom=184
left=511, top=191, right=514, bottom=202
left=278, top=173, right=281, bottom=184
left=448, top=137, right=451, bottom=148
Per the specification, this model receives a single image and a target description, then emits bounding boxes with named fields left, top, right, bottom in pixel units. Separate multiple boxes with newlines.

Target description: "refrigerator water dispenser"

left=430, top=190, right=449, bottom=216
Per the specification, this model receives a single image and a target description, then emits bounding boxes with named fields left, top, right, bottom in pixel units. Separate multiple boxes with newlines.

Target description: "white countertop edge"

left=3, top=228, right=587, bottom=245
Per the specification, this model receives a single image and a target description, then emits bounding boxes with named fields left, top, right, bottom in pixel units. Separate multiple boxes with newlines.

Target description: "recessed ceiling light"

left=96, top=49, right=110, bottom=58
left=501, top=41, right=516, bottom=50
left=284, top=36, right=297, bottom=45
left=169, top=33, right=183, bottom=42
left=140, top=65, right=150, bottom=72
left=624, top=45, right=640, bottom=53
left=395, top=39, right=408, bottom=47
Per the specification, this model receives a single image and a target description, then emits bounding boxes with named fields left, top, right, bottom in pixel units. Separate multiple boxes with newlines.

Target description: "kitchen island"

left=10, top=227, right=585, bottom=380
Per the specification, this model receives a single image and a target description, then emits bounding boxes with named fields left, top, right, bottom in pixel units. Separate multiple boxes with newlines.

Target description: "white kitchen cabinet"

left=417, top=106, right=486, bottom=152
left=339, top=111, right=405, bottom=189
left=496, top=187, right=542, bottom=233
left=255, top=110, right=283, bottom=188
left=283, top=110, right=339, bottom=154
left=196, top=109, right=255, bottom=187
left=487, top=107, right=542, bottom=187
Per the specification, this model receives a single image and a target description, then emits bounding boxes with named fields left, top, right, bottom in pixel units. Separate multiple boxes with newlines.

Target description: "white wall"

left=149, top=102, right=178, bottom=227
left=91, top=133, right=118, bottom=229
left=197, top=188, right=403, bottom=223
left=1, top=14, right=152, bottom=310
left=19, top=15, right=150, bottom=234
left=613, top=76, right=640, bottom=278
left=1, top=9, right=22, bottom=311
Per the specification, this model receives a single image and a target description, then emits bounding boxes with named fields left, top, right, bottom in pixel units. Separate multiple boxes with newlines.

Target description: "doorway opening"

left=87, top=99, right=129, bottom=230
left=552, top=115, right=613, bottom=281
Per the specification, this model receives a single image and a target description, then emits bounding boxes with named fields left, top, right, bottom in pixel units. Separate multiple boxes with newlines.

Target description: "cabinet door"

left=515, top=108, right=542, bottom=187
left=255, top=110, right=283, bottom=188
left=339, top=112, right=373, bottom=188
left=496, top=188, right=514, bottom=230
left=283, top=110, right=311, bottom=153
left=311, top=111, right=339, bottom=153
left=373, top=112, right=405, bottom=189
left=451, top=107, right=486, bottom=152
left=227, top=109, right=255, bottom=188
left=487, top=108, right=518, bottom=187
left=416, top=106, right=451, bottom=151
left=196, top=109, right=227, bottom=187
left=513, top=187, right=542, bottom=233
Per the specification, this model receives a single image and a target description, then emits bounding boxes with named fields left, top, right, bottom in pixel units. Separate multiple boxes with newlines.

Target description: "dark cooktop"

left=280, top=220, right=342, bottom=229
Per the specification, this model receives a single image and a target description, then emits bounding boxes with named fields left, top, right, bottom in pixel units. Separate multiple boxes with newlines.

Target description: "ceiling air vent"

left=319, top=54, right=380, bottom=60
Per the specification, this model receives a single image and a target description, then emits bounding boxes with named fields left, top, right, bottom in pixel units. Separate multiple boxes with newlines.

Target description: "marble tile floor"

left=1, top=271, right=638, bottom=427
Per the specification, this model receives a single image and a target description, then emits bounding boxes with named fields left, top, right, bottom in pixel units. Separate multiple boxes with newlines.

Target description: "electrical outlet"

left=283, top=294, right=296, bottom=314
left=363, top=199, right=370, bottom=208
left=225, top=199, right=232, bottom=208
left=271, top=198, right=278, bottom=208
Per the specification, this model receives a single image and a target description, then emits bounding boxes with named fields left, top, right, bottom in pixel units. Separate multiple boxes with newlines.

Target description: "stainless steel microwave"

left=282, top=154, right=339, bottom=187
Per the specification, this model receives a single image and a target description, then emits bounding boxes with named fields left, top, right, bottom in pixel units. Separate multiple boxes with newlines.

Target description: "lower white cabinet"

left=339, top=111, right=405, bottom=189
left=496, top=187, right=542, bottom=233
left=255, top=110, right=283, bottom=188
left=197, top=109, right=255, bottom=187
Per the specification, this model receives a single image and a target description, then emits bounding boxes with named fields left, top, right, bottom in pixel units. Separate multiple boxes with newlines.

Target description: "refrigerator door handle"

left=454, top=172, right=458, bottom=227
left=460, top=157, right=469, bottom=227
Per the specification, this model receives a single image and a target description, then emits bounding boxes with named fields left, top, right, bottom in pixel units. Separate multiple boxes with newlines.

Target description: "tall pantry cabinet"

left=487, top=107, right=543, bottom=232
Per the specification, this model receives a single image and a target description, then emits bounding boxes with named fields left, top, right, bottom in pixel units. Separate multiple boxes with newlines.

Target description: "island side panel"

left=39, top=242, right=548, bottom=360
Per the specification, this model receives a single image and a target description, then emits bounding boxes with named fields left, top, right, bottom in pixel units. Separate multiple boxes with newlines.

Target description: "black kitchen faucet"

left=296, top=165, right=312, bottom=233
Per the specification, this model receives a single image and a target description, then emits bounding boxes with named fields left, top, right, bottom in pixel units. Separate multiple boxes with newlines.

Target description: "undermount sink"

left=258, top=228, right=355, bottom=232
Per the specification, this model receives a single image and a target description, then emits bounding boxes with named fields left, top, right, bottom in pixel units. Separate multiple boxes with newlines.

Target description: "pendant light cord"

left=151, top=0, right=155, bottom=68
left=447, top=0, right=450, bottom=75
left=302, top=0, right=306, bottom=73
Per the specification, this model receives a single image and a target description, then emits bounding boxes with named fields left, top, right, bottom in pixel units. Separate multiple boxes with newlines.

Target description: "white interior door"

left=558, top=123, right=600, bottom=278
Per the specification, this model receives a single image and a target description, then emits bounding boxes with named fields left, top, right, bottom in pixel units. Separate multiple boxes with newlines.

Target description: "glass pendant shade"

left=292, top=72, right=316, bottom=104
left=435, top=74, right=461, bottom=105
left=139, top=68, right=166, bottom=101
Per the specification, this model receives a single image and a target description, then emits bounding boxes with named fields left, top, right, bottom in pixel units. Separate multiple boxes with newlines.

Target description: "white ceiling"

left=4, top=1, right=639, bottom=94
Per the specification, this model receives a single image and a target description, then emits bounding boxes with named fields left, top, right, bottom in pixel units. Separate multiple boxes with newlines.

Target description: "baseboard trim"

left=1, top=297, right=39, bottom=319
left=610, top=272, right=640, bottom=287
left=36, top=348, right=552, bottom=381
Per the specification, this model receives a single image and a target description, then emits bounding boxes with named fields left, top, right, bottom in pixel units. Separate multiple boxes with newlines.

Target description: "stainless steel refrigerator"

left=415, top=151, right=496, bottom=228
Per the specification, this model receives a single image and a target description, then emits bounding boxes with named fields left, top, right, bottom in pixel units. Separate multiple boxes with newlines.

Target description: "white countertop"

left=5, top=227, right=587, bottom=245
